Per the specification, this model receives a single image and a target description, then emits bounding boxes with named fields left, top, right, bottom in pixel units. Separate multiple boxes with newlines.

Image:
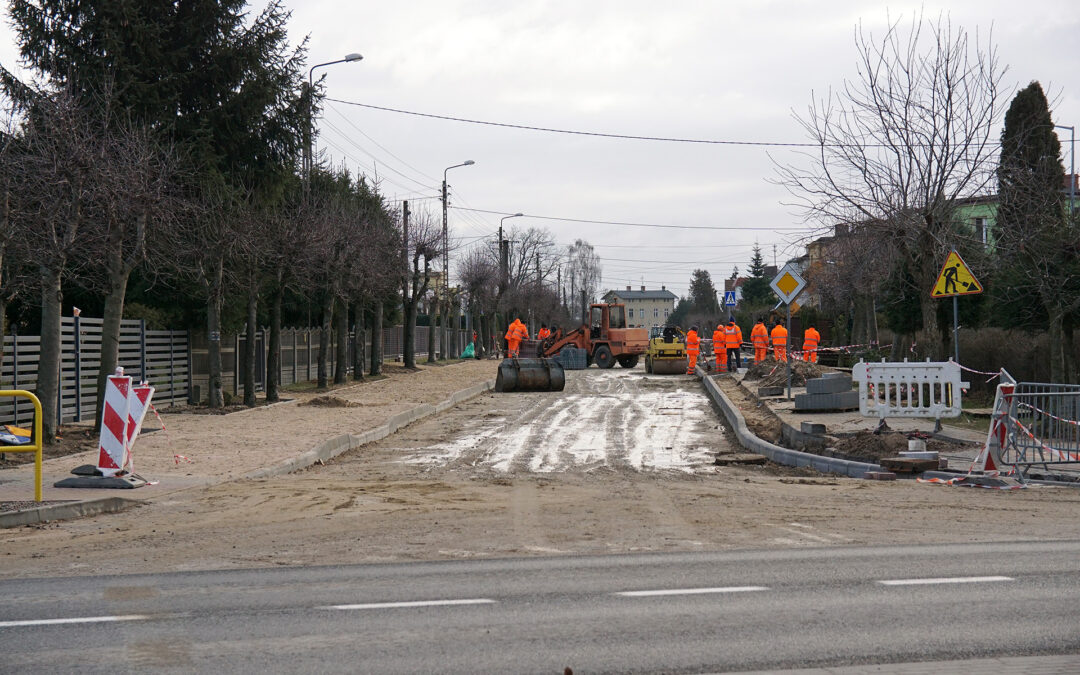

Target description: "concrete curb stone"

left=696, top=366, right=880, bottom=478
left=0, top=496, right=138, bottom=529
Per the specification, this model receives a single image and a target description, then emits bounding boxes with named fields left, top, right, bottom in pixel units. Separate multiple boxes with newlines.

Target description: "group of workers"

left=685, top=318, right=821, bottom=374
left=503, top=320, right=554, bottom=358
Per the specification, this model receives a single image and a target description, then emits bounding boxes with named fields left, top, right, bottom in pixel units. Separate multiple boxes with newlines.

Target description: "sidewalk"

left=0, top=360, right=498, bottom=525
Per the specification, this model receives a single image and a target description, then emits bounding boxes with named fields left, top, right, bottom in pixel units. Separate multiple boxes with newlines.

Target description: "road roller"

left=644, top=325, right=689, bottom=375
left=495, top=358, right=566, bottom=393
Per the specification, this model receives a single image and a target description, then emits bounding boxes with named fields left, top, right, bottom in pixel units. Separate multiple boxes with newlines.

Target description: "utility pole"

left=440, top=178, right=448, bottom=360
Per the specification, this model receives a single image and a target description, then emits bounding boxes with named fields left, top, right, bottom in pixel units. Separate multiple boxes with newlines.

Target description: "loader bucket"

left=650, top=358, right=688, bottom=375
left=495, top=358, right=566, bottom=393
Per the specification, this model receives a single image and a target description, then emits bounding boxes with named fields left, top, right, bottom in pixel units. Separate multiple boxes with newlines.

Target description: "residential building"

left=602, top=285, right=678, bottom=327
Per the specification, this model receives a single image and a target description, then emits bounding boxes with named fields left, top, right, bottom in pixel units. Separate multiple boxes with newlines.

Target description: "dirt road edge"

left=697, top=368, right=880, bottom=478
left=242, top=378, right=496, bottom=480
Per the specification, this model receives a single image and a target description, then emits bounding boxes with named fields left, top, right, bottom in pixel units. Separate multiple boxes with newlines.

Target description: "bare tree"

left=458, top=246, right=497, bottom=358
left=566, top=239, right=602, bottom=323
left=401, top=207, right=442, bottom=368
left=775, top=13, right=1005, bottom=358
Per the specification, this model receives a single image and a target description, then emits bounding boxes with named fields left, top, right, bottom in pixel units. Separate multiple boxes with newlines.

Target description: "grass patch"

left=941, top=412, right=992, bottom=435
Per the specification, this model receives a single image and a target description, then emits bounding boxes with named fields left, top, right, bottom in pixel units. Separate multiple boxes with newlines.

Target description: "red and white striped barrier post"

left=96, top=368, right=133, bottom=477
left=124, top=383, right=155, bottom=474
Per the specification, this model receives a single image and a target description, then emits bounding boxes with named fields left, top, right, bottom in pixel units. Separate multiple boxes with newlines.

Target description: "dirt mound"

left=743, top=358, right=824, bottom=387
left=829, top=431, right=958, bottom=462
left=302, top=396, right=358, bottom=408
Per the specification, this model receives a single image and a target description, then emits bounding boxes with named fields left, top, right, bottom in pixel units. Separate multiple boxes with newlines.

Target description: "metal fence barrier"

left=991, top=377, right=1080, bottom=479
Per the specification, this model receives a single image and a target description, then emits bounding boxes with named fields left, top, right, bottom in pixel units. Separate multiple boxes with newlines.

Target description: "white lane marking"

left=617, top=586, right=768, bottom=597
left=878, top=576, right=1013, bottom=586
left=0, top=614, right=149, bottom=628
left=322, top=598, right=496, bottom=610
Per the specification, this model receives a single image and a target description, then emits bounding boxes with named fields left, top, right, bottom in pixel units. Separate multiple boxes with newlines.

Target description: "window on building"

left=653, top=308, right=659, bottom=318
left=974, top=217, right=987, bottom=246
left=628, top=308, right=634, bottom=318
left=664, top=309, right=670, bottom=318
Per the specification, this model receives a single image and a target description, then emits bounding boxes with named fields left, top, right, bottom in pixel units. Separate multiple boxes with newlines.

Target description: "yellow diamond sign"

left=770, top=263, right=806, bottom=305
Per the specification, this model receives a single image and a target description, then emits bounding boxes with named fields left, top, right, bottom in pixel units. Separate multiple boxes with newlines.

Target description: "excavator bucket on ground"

left=495, top=358, right=566, bottom=393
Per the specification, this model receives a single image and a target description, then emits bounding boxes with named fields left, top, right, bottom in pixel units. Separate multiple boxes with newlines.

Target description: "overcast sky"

left=2, top=2, right=1077, bottom=299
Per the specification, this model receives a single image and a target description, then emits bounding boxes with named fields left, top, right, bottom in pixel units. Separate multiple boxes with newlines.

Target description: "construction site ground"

left=3, top=359, right=1080, bottom=580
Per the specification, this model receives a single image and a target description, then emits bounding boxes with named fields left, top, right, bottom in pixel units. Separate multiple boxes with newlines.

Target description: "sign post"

left=770, top=263, right=807, bottom=400
left=931, top=250, right=983, bottom=364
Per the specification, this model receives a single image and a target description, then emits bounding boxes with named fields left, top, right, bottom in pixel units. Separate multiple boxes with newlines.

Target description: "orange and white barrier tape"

left=916, top=476, right=1026, bottom=490
left=1017, top=402, right=1080, bottom=428
left=1008, top=415, right=1080, bottom=462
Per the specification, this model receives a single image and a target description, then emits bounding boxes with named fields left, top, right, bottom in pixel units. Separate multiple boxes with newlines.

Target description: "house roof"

left=603, top=289, right=677, bottom=301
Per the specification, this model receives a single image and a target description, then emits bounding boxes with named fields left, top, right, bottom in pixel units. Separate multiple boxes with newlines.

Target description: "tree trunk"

left=36, top=268, right=63, bottom=443
left=916, top=251, right=944, bottom=359
left=207, top=285, right=224, bottom=409
left=1062, top=311, right=1077, bottom=385
left=403, top=300, right=417, bottom=369
left=266, top=284, right=281, bottom=403
left=317, top=293, right=334, bottom=389
left=426, top=306, right=436, bottom=364
left=440, top=300, right=448, bottom=361
left=95, top=269, right=131, bottom=430
left=334, top=297, right=348, bottom=384
left=370, top=302, right=383, bottom=376
left=243, top=278, right=258, bottom=407
left=1047, top=306, right=1066, bottom=384
left=0, top=297, right=6, bottom=374
left=353, top=306, right=366, bottom=382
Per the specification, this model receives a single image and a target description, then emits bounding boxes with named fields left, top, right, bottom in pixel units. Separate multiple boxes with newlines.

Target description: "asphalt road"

left=2, top=541, right=1080, bottom=673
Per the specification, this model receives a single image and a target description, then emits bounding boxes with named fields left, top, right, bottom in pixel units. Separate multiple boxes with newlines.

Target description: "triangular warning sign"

left=931, top=251, right=983, bottom=298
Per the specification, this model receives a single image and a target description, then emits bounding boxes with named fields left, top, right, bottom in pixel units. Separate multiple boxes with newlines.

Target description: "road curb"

left=0, top=496, right=139, bottom=529
left=697, top=368, right=880, bottom=478
left=242, top=378, right=496, bottom=480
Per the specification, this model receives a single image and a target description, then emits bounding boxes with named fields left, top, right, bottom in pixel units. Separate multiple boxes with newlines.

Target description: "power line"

left=450, top=206, right=806, bottom=231
left=327, top=98, right=842, bottom=147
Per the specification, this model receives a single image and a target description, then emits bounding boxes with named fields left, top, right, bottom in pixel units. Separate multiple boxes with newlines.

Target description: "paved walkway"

left=0, top=361, right=497, bottom=515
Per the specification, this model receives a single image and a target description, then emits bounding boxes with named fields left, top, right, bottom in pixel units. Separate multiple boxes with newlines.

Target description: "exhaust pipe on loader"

left=495, top=358, right=566, bottom=393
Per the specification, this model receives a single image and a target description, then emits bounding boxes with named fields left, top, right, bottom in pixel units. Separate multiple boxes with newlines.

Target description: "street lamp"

left=440, top=160, right=475, bottom=359
left=305, top=53, right=363, bottom=191
left=498, top=213, right=523, bottom=294
left=1055, top=124, right=1076, bottom=220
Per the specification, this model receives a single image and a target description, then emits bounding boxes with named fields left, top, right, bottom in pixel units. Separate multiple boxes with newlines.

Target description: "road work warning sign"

left=931, top=250, right=982, bottom=298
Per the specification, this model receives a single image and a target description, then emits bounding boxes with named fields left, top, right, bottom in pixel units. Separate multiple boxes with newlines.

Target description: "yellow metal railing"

left=0, top=391, right=44, bottom=502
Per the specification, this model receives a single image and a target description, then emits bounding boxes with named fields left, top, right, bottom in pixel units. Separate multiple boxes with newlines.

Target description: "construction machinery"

left=539, top=303, right=648, bottom=369
left=644, top=325, right=689, bottom=375
left=495, top=358, right=566, bottom=392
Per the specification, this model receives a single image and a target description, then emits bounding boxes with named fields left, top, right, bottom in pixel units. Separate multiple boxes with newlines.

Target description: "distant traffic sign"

left=723, top=290, right=737, bottom=307
left=931, top=251, right=982, bottom=298
left=770, top=263, right=806, bottom=305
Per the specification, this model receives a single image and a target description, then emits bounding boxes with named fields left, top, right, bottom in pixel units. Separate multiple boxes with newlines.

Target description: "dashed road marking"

left=616, top=586, right=768, bottom=597
left=322, top=599, right=496, bottom=610
left=878, top=576, right=1013, bottom=586
left=0, top=615, right=149, bottom=628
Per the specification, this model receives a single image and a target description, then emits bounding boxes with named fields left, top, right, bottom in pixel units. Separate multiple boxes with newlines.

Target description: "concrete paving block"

left=757, top=386, right=785, bottom=397
left=864, top=471, right=897, bottom=481
left=800, top=422, right=827, bottom=435
left=806, top=376, right=853, bottom=395
left=794, top=390, right=859, bottom=411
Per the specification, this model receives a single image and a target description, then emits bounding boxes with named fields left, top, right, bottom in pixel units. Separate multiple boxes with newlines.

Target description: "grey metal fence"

left=997, top=380, right=1080, bottom=478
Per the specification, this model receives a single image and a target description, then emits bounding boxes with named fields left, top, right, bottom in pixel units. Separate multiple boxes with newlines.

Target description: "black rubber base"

left=54, top=473, right=147, bottom=489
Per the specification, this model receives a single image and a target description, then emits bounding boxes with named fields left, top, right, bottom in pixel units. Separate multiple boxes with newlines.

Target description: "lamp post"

left=496, top=213, right=523, bottom=357
left=305, top=53, right=363, bottom=192
left=441, top=160, right=475, bottom=359
left=1055, top=124, right=1076, bottom=220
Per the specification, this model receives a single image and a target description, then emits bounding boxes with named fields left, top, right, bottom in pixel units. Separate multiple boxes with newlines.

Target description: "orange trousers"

left=805, top=348, right=818, bottom=363
left=507, top=339, right=520, bottom=358
left=754, top=346, right=767, bottom=362
left=774, top=346, right=787, bottom=362
left=715, top=351, right=727, bottom=372
left=687, top=350, right=699, bottom=374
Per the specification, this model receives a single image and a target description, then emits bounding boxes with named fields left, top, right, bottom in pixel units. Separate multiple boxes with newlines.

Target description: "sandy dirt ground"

left=3, top=365, right=1080, bottom=579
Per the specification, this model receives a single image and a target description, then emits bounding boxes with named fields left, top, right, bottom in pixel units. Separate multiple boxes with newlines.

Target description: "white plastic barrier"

left=852, top=359, right=969, bottom=422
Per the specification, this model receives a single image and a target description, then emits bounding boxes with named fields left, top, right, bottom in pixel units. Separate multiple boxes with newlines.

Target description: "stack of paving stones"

left=554, top=347, right=588, bottom=370
left=794, top=372, right=859, bottom=411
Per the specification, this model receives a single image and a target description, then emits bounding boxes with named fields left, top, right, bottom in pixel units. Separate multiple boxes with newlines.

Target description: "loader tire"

left=617, top=355, right=639, bottom=369
left=594, top=345, right=615, bottom=369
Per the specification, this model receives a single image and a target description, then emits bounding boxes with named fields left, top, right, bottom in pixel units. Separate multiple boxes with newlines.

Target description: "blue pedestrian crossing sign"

left=723, top=291, right=737, bottom=307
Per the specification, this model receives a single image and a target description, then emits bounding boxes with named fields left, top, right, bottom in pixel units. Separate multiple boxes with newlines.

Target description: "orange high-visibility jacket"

left=724, top=324, right=742, bottom=349
left=751, top=322, right=769, bottom=347
left=803, top=327, right=820, bottom=349
left=538, top=328, right=551, bottom=340
left=712, top=327, right=725, bottom=352
left=770, top=324, right=788, bottom=348
left=685, top=330, right=700, bottom=352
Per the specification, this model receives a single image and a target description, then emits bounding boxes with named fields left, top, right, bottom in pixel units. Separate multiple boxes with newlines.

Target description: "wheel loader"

left=538, top=303, right=648, bottom=369
left=644, top=325, right=690, bottom=374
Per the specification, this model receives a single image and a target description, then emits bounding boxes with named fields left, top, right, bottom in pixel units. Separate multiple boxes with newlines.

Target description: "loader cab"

left=590, top=303, right=627, bottom=339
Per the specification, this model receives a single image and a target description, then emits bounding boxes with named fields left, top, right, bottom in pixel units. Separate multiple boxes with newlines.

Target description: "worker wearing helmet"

left=750, top=318, right=769, bottom=363
left=685, top=325, right=701, bottom=375
left=712, top=323, right=727, bottom=372
left=803, top=324, right=821, bottom=363
left=724, top=317, right=743, bottom=371
left=771, top=321, right=788, bottom=362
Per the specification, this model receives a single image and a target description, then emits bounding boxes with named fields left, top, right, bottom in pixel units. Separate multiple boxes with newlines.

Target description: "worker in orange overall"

left=685, top=325, right=701, bottom=374
left=505, top=319, right=527, bottom=358
left=750, top=318, right=769, bottom=363
left=770, top=321, right=788, bottom=362
left=537, top=324, right=551, bottom=341
left=712, top=323, right=727, bottom=372
left=802, top=324, right=821, bottom=363
left=724, top=317, right=743, bottom=371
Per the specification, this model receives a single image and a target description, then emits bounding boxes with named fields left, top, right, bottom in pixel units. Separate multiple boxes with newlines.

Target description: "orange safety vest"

left=685, top=330, right=700, bottom=352
left=538, top=328, right=550, bottom=340
left=770, top=324, right=787, bottom=348
left=751, top=322, right=769, bottom=347
left=803, top=327, right=820, bottom=349
left=712, top=328, right=725, bottom=352
left=724, top=324, right=742, bottom=349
